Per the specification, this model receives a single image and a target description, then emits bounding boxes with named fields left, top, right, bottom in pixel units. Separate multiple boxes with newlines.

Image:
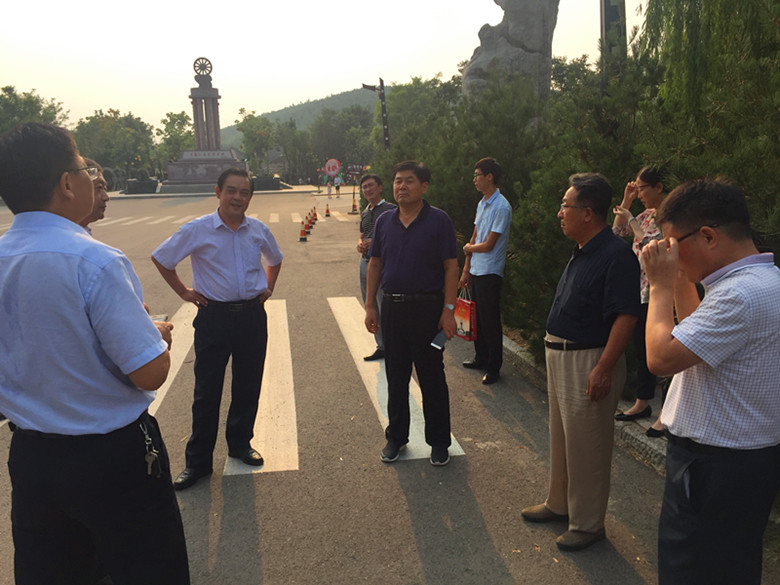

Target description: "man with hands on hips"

left=152, top=168, right=283, bottom=491
left=641, top=178, right=780, bottom=585
left=364, top=160, right=458, bottom=467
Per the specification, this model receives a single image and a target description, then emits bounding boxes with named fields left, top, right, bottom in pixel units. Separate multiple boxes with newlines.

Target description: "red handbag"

left=455, top=288, right=477, bottom=341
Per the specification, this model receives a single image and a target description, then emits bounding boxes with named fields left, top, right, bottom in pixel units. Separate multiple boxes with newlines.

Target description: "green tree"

left=0, top=86, right=68, bottom=135
left=73, top=109, right=155, bottom=187
left=273, top=119, right=316, bottom=183
left=310, top=105, right=373, bottom=168
left=156, top=111, right=195, bottom=170
left=235, top=109, right=274, bottom=174
left=640, top=0, right=780, bottom=244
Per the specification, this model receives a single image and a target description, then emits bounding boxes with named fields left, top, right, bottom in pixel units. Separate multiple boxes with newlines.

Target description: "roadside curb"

left=501, top=334, right=668, bottom=476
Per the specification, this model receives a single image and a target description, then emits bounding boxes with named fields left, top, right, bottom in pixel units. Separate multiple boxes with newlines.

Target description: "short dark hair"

left=0, top=123, right=80, bottom=214
left=360, top=173, right=382, bottom=187
left=656, top=177, right=752, bottom=241
left=392, top=160, right=431, bottom=184
left=474, top=157, right=502, bottom=185
left=217, top=168, right=254, bottom=193
left=637, top=166, right=666, bottom=192
left=83, top=157, right=104, bottom=175
left=569, top=172, right=612, bottom=220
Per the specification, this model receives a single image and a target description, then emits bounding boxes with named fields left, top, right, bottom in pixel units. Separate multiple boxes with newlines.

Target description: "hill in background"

left=220, top=87, right=380, bottom=150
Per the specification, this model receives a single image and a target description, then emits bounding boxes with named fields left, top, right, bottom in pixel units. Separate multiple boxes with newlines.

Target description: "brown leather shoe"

left=556, top=528, right=606, bottom=551
left=521, top=503, right=569, bottom=523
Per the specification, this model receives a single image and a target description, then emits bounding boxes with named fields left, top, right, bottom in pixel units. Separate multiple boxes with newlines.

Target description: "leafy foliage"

left=0, top=86, right=68, bottom=135
left=235, top=109, right=275, bottom=174
left=155, top=111, right=195, bottom=168
left=73, top=109, right=155, bottom=184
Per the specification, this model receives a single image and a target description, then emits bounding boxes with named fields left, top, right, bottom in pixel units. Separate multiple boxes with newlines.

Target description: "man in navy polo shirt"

left=521, top=173, right=639, bottom=551
left=364, top=161, right=459, bottom=466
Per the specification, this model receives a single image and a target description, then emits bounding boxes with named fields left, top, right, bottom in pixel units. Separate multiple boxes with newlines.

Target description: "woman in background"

left=612, top=167, right=668, bottom=437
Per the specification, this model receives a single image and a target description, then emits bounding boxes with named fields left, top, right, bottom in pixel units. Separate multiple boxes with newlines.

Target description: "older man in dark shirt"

left=364, top=161, right=458, bottom=466
left=522, top=173, right=639, bottom=551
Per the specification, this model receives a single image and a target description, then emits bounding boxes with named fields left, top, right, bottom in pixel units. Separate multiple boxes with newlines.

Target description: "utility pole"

left=362, top=78, right=390, bottom=150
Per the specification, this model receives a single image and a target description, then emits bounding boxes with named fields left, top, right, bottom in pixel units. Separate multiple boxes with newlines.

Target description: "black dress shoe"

left=646, top=427, right=665, bottom=438
left=614, top=406, right=652, bottom=421
left=482, top=371, right=500, bottom=385
left=363, top=349, right=385, bottom=361
left=228, top=448, right=264, bottom=466
left=173, top=468, right=212, bottom=491
left=462, top=359, right=486, bottom=370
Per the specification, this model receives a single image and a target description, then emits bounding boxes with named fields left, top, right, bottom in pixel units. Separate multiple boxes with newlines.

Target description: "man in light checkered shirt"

left=643, top=177, right=780, bottom=585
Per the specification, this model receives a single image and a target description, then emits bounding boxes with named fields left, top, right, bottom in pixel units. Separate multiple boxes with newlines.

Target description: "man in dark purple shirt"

left=364, top=161, right=458, bottom=466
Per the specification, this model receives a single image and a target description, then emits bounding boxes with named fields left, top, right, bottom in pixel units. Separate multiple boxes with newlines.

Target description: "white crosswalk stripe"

left=269, top=213, right=279, bottom=223
left=327, top=296, right=464, bottom=461
left=150, top=300, right=298, bottom=475
left=330, top=211, right=349, bottom=222
left=174, top=215, right=196, bottom=224
left=147, top=215, right=176, bottom=225
left=94, top=216, right=134, bottom=227
left=119, top=216, right=154, bottom=226
left=225, top=299, right=298, bottom=475
left=291, top=212, right=302, bottom=223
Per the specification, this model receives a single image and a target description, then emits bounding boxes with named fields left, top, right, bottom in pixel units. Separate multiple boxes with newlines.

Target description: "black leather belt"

left=544, top=340, right=603, bottom=351
left=204, top=296, right=261, bottom=312
left=383, top=292, right=441, bottom=303
left=665, top=431, right=741, bottom=455
left=9, top=410, right=149, bottom=439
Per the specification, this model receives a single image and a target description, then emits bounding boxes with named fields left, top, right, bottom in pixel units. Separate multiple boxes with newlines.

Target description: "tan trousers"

left=543, top=334, right=625, bottom=533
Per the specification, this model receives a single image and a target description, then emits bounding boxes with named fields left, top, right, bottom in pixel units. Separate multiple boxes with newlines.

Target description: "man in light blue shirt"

left=153, top=168, right=283, bottom=490
left=459, top=157, right=513, bottom=384
left=0, top=123, right=189, bottom=584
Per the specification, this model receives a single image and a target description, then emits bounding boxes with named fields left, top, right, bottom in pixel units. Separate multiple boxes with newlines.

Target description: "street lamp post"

left=362, top=78, right=390, bottom=150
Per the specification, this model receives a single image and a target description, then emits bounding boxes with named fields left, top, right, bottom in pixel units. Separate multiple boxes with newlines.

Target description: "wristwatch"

left=444, top=303, right=455, bottom=310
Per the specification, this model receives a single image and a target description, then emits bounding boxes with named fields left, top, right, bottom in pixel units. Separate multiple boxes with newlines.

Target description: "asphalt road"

left=0, top=190, right=698, bottom=584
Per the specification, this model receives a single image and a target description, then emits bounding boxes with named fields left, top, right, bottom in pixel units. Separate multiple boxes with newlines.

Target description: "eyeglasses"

left=473, top=172, right=484, bottom=178
left=67, top=166, right=100, bottom=178
left=676, top=224, right=720, bottom=243
left=560, top=203, right=590, bottom=211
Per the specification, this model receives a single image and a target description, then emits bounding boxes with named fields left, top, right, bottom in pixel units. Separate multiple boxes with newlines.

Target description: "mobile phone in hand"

left=430, top=329, right=446, bottom=350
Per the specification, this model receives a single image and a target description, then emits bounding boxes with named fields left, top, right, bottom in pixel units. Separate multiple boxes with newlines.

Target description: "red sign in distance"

left=325, top=159, right=341, bottom=177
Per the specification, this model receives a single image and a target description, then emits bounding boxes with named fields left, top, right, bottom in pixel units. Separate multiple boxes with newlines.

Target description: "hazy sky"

left=2, top=0, right=644, bottom=129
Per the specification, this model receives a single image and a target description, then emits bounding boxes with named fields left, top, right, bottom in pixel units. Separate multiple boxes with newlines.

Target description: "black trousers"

left=381, top=296, right=451, bottom=447
left=8, top=413, right=190, bottom=585
left=634, top=303, right=658, bottom=400
left=186, top=300, right=268, bottom=471
left=471, top=273, right=503, bottom=374
left=658, top=438, right=780, bottom=585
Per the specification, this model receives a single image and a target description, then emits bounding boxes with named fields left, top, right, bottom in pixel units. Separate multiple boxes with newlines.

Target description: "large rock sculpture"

left=462, top=0, right=560, bottom=97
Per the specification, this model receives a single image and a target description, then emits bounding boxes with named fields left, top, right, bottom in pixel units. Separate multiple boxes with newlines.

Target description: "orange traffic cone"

left=313, top=208, right=318, bottom=221
left=305, top=215, right=311, bottom=235
left=325, top=204, right=330, bottom=217
left=349, top=194, right=358, bottom=214
left=299, top=222, right=307, bottom=242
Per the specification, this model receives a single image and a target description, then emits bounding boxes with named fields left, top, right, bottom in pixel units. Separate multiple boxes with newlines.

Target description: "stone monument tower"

left=162, top=58, right=249, bottom=190
left=190, top=57, right=221, bottom=151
